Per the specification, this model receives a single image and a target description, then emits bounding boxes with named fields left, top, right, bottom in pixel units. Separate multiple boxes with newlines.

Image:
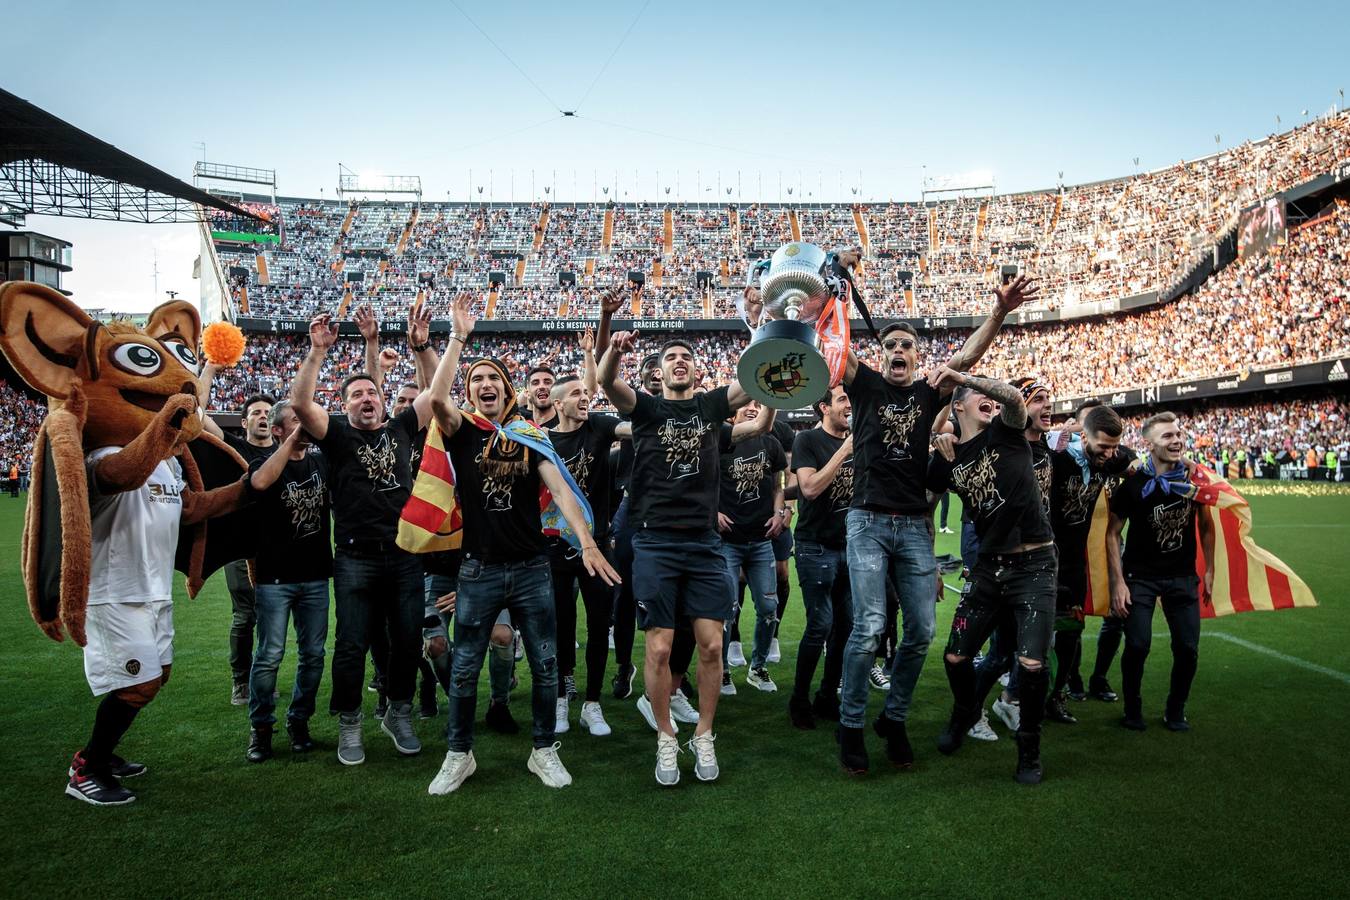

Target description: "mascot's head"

left=0, top=282, right=205, bottom=448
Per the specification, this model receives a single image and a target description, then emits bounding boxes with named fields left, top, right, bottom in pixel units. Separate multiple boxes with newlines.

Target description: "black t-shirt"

left=718, top=429, right=786, bottom=545
left=548, top=415, right=621, bottom=540
left=317, top=407, right=421, bottom=546
left=223, top=432, right=277, bottom=468
left=792, top=427, right=854, bottom=549
left=926, top=419, right=1053, bottom=556
left=1110, top=467, right=1199, bottom=580
left=771, top=420, right=796, bottom=461
left=845, top=362, right=941, bottom=514
left=446, top=422, right=547, bottom=563
left=526, top=406, right=559, bottom=430
left=253, top=451, right=332, bottom=584
left=1030, top=438, right=1052, bottom=519
left=628, top=387, right=733, bottom=532
left=1050, top=446, right=1136, bottom=573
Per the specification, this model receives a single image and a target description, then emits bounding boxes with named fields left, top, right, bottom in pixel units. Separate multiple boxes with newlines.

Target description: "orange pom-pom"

left=202, top=321, right=247, bottom=367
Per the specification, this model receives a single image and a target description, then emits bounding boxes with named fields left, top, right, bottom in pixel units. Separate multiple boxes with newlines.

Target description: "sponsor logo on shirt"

left=146, top=482, right=183, bottom=505
left=355, top=432, right=402, bottom=492
left=658, top=414, right=708, bottom=479
left=878, top=398, right=921, bottom=461
left=281, top=471, right=326, bottom=540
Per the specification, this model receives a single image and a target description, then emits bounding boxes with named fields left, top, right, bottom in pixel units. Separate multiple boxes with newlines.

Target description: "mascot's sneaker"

left=66, top=766, right=136, bottom=806
left=69, top=750, right=145, bottom=779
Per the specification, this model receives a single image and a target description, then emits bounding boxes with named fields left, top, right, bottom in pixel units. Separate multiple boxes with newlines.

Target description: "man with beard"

left=716, top=400, right=785, bottom=693
left=426, top=295, right=618, bottom=794
left=837, top=273, right=1039, bottom=774
left=524, top=366, right=558, bottom=429
left=926, top=369, right=1056, bottom=785
left=290, top=310, right=438, bottom=766
left=787, top=384, right=854, bottom=729
left=222, top=394, right=275, bottom=706
left=547, top=375, right=632, bottom=737
left=243, top=400, right=331, bottom=763
left=1108, top=412, right=1215, bottom=732
left=599, top=330, right=757, bottom=786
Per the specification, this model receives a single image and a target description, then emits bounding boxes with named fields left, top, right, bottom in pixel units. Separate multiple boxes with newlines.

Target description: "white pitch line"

left=1206, top=631, right=1350, bottom=686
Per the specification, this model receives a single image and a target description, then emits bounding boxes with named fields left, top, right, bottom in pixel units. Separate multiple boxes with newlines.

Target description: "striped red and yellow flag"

left=1083, top=466, right=1316, bottom=618
left=396, top=420, right=463, bottom=554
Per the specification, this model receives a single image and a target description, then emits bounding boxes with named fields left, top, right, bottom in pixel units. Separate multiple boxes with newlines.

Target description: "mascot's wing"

left=24, top=407, right=93, bottom=645
left=175, top=431, right=255, bottom=597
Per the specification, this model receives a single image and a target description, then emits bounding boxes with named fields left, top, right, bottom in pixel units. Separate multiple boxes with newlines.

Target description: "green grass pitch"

left=0, top=486, right=1345, bottom=898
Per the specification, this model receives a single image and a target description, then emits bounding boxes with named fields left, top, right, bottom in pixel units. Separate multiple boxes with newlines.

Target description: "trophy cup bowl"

left=737, top=242, right=832, bottom=409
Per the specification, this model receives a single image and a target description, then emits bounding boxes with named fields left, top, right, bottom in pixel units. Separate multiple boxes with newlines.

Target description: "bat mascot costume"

left=0, top=281, right=255, bottom=806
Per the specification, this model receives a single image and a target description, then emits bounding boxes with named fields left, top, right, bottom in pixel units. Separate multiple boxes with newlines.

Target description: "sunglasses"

left=882, top=338, right=916, bottom=351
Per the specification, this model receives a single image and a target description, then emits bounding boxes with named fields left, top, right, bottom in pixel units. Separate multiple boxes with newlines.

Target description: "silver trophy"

left=737, top=242, right=832, bottom=409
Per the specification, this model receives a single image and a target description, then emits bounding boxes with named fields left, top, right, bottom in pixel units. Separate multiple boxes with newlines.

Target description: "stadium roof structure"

left=0, top=88, right=258, bottom=225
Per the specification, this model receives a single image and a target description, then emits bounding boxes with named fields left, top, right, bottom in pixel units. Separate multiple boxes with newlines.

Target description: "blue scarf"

left=1066, top=433, right=1093, bottom=485
left=1139, top=455, right=1195, bottom=500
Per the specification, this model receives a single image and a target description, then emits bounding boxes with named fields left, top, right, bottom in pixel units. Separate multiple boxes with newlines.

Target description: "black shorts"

left=772, top=527, right=794, bottom=563
left=632, top=529, right=734, bottom=629
left=946, top=545, right=1056, bottom=664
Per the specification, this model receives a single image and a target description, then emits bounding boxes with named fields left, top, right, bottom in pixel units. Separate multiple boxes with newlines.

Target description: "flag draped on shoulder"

left=1083, top=464, right=1316, bottom=618
left=397, top=413, right=594, bottom=555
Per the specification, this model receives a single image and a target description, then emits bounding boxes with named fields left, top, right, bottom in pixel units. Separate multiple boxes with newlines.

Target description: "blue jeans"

left=719, top=539, right=778, bottom=669
left=793, top=540, right=851, bottom=700
left=841, top=510, right=938, bottom=729
left=248, top=580, right=330, bottom=728
left=330, top=548, right=425, bottom=715
left=446, top=555, right=557, bottom=751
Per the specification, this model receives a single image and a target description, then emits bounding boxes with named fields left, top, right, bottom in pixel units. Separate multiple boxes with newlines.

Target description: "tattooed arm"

left=928, top=365, right=1026, bottom=430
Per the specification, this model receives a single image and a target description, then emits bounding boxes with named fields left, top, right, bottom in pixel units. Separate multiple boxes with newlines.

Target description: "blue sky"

left=9, top=0, right=1347, bottom=310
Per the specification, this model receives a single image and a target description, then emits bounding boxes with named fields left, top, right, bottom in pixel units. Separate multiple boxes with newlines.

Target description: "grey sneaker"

left=687, top=731, right=719, bottom=782
left=655, top=732, right=681, bottom=787
left=337, top=712, right=365, bottom=766
left=381, top=702, right=422, bottom=756
left=428, top=750, right=476, bottom=795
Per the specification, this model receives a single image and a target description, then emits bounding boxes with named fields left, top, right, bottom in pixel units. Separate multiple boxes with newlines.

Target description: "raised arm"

left=594, top=285, right=633, bottom=358
left=428, top=293, right=475, bottom=438
left=248, top=426, right=301, bottom=492
left=539, top=458, right=622, bottom=586
left=730, top=405, right=775, bottom=441
left=928, top=366, right=1027, bottom=430
left=944, top=275, right=1040, bottom=374
left=408, top=301, right=439, bottom=392
left=289, top=313, right=338, bottom=441
left=580, top=327, right=598, bottom=398
left=354, top=302, right=382, bottom=391
left=797, top=434, right=853, bottom=501
left=598, top=331, right=638, bottom=415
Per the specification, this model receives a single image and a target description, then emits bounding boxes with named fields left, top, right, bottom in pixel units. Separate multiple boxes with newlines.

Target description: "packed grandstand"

left=2, top=114, right=1347, bottom=478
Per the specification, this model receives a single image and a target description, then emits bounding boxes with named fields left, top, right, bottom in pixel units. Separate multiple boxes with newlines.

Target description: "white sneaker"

left=427, top=750, right=476, bottom=795
left=720, top=671, right=737, bottom=696
left=555, top=697, right=570, bottom=734
left=992, top=696, right=1021, bottom=732
left=940, top=526, right=954, bottom=534
left=767, top=637, right=782, bottom=664
left=527, top=742, right=572, bottom=788
left=727, top=641, right=747, bottom=668
left=607, top=627, right=615, bottom=651
left=967, top=710, right=999, bottom=742
left=998, top=671, right=1011, bottom=689
left=687, top=731, right=719, bottom=782
left=670, top=691, right=700, bottom=724
left=869, top=664, right=891, bottom=691
left=655, top=732, right=681, bottom=786
left=580, top=701, right=611, bottom=736
left=746, top=666, right=777, bottom=692
left=637, top=693, right=677, bottom=734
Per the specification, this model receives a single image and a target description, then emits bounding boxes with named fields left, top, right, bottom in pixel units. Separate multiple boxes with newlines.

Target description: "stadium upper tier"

left=209, top=114, right=1350, bottom=322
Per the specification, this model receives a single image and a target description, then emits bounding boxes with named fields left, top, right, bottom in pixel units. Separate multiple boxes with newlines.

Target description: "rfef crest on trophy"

left=737, top=241, right=846, bottom=409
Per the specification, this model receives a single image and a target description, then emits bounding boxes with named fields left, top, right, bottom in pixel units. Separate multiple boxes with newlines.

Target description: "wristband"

left=448, top=334, right=468, bottom=344
left=411, top=341, right=430, bottom=353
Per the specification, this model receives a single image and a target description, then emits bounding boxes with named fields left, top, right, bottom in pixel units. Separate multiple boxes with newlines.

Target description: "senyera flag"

left=1083, top=465, right=1316, bottom=618
left=397, top=413, right=593, bottom=555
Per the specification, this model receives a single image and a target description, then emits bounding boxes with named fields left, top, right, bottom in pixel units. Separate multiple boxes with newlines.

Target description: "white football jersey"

left=85, top=447, right=185, bottom=605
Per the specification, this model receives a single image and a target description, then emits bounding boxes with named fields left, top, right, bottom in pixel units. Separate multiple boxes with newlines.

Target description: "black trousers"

left=1120, top=575, right=1200, bottom=717
left=225, top=559, right=256, bottom=685
left=551, top=547, right=612, bottom=702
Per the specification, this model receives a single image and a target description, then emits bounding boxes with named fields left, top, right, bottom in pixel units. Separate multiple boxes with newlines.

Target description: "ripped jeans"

left=840, top=510, right=938, bottom=729
left=719, top=539, right=778, bottom=669
left=445, top=555, right=557, bottom=751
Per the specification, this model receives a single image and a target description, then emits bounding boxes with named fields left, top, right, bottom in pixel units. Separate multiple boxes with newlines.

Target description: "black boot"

left=1044, top=690, right=1078, bottom=725
left=484, top=700, right=520, bottom=735
left=1088, top=676, right=1118, bottom=702
left=247, top=725, right=274, bottom=763
left=1121, top=698, right=1146, bottom=731
left=1163, top=697, right=1191, bottom=731
left=873, top=715, right=915, bottom=768
left=286, top=719, right=315, bottom=753
left=812, top=689, right=840, bottom=722
left=837, top=725, right=869, bottom=774
left=788, top=694, right=815, bottom=730
left=1014, top=731, right=1042, bottom=785
left=1066, top=671, right=1087, bottom=701
left=936, top=705, right=975, bottom=756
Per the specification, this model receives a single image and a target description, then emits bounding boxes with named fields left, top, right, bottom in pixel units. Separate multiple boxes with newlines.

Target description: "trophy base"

left=737, top=319, right=831, bottom=410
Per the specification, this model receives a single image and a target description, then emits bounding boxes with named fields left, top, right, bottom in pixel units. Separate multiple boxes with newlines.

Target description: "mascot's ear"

left=0, top=281, right=96, bottom=400
left=146, top=299, right=202, bottom=350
